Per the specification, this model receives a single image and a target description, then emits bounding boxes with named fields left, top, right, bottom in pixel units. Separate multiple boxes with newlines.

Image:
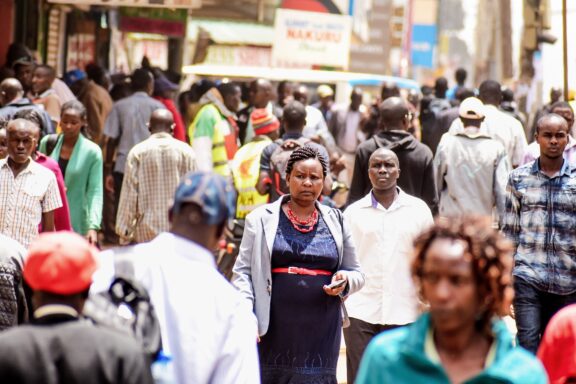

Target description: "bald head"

left=536, top=113, right=569, bottom=134
left=378, top=97, right=409, bottom=131
left=0, top=78, right=24, bottom=105
left=148, top=108, right=174, bottom=134
left=293, top=85, right=309, bottom=105
left=370, top=148, right=399, bottom=167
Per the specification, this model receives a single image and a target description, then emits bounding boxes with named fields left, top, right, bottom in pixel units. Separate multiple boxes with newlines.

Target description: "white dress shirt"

left=343, top=189, right=433, bottom=326
left=92, top=233, right=260, bottom=384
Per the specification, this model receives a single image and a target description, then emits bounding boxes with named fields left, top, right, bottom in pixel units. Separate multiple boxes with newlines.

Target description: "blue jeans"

left=513, top=276, right=576, bottom=353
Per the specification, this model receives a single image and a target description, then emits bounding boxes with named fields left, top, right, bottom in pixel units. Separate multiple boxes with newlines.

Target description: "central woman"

left=233, top=146, right=364, bottom=384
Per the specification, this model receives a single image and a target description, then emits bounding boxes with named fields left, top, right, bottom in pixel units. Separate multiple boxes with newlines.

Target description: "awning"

left=47, top=0, right=201, bottom=8
left=187, top=19, right=274, bottom=46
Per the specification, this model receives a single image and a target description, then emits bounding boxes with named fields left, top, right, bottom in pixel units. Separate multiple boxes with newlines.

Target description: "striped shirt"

left=502, top=159, right=576, bottom=295
left=116, top=132, right=197, bottom=243
left=0, top=158, right=62, bottom=248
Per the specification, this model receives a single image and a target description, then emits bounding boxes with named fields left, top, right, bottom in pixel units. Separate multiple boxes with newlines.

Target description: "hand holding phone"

left=326, top=279, right=347, bottom=290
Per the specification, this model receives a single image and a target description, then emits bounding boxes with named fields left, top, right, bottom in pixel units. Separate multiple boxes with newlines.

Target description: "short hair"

left=455, top=87, right=475, bottom=102
left=479, top=80, right=502, bottom=103
left=536, top=113, right=570, bottom=133
left=131, top=68, right=153, bottom=91
left=285, top=146, right=328, bottom=178
left=0, top=117, right=9, bottom=131
left=282, top=101, right=307, bottom=129
left=550, top=101, right=574, bottom=115
left=501, top=87, right=515, bottom=103
left=218, top=82, right=240, bottom=98
left=61, top=100, right=87, bottom=120
left=412, top=216, right=513, bottom=331
left=12, top=108, right=42, bottom=131
left=455, top=68, right=467, bottom=84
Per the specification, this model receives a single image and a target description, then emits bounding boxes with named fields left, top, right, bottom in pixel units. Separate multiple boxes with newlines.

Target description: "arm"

left=493, top=150, right=511, bottom=217
left=115, top=152, right=138, bottom=241
left=433, top=140, right=447, bottom=200
left=41, top=176, right=62, bottom=232
left=41, top=211, right=55, bottom=232
left=511, top=121, right=528, bottom=168
left=86, top=148, right=104, bottom=241
left=346, top=150, right=367, bottom=205
left=231, top=214, right=257, bottom=306
left=256, top=144, right=274, bottom=195
left=421, top=152, right=439, bottom=215
left=336, top=209, right=364, bottom=297
left=500, top=173, right=521, bottom=246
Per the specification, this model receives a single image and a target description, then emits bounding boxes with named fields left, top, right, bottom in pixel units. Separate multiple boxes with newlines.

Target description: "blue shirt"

left=502, top=159, right=576, bottom=295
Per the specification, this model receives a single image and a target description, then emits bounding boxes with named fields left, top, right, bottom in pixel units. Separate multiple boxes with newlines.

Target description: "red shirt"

left=35, top=152, right=72, bottom=231
left=538, top=304, right=576, bottom=383
left=154, top=97, right=187, bottom=143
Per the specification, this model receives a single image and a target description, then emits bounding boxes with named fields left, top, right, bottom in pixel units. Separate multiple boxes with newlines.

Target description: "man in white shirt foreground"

left=92, top=172, right=260, bottom=384
left=343, top=148, right=433, bottom=383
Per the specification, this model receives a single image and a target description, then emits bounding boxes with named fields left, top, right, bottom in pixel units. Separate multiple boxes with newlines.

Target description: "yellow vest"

left=231, top=139, right=271, bottom=219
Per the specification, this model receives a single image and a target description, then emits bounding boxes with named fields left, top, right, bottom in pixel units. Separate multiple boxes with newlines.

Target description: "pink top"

left=35, top=152, right=72, bottom=231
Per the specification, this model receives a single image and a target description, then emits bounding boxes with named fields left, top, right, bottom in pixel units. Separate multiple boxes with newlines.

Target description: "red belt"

left=272, top=267, right=332, bottom=276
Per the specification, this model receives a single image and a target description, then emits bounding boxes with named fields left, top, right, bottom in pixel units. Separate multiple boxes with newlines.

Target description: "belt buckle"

left=287, top=266, right=298, bottom=274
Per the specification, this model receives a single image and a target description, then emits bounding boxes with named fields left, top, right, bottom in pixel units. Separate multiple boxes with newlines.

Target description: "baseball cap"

left=64, top=69, right=87, bottom=86
left=251, top=108, right=280, bottom=135
left=317, top=84, right=334, bottom=98
left=24, top=231, right=98, bottom=295
left=172, top=172, right=237, bottom=225
left=459, top=97, right=485, bottom=120
left=11, top=56, right=34, bottom=69
left=154, top=75, right=178, bottom=94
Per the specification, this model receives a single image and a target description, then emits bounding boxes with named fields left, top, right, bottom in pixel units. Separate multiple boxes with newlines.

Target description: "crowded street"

left=0, top=0, right=575, bottom=383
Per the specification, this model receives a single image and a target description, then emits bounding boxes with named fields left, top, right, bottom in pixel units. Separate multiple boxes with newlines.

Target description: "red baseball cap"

left=24, top=231, right=98, bottom=295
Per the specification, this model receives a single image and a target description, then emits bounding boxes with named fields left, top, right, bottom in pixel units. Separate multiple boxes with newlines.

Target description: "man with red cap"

left=0, top=231, right=153, bottom=383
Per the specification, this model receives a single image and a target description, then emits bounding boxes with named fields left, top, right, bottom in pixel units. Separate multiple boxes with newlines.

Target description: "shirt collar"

left=159, top=232, right=217, bottom=269
left=282, top=132, right=303, bottom=140
left=362, top=187, right=404, bottom=210
left=0, top=157, right=34, bottom=174
left=531, top=158, right=572, bottom=177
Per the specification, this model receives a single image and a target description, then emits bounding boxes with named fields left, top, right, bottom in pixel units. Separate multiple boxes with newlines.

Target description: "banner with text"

left=272, top=9, right=352, bottom=70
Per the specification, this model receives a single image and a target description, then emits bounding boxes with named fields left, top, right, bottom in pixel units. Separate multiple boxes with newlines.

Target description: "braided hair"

left=411, top=216, right=514, bottom=332
left=285, top=146, right=329, bottom=179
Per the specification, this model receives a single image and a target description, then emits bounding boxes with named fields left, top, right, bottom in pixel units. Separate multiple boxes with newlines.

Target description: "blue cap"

left=172, top=172, right=236, bottom=225
left=154, top=76, right=178, bottom=94
left=64, top=69, right=86, bottom=86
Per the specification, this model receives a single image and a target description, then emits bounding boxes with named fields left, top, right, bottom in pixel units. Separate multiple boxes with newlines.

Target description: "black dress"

left=259, top=209, right=341, bottom=384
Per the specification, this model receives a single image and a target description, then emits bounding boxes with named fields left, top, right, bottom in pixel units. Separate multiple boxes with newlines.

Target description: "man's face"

left=254, top=84, right=270, bottom=108
left=14, top=65, right=33, bottom=92
left=0, top=128, right=7, bottom=159
left=351, top=92, right=363, bottom=111
left=368, top=152, right=399, bottom=191
left=536, top=119, right=569, bottom=160
left=32, top=67, right=53, bottom=94
left=0, top=86, right=8, bottom=106
left=224, top=88, right=242, bottom=113
left=7, top=124, right=36, bottom=164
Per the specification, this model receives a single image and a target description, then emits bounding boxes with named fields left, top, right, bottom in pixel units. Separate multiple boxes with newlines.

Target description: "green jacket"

left=39, top=134, right=103, bottom=235
left=356, top=313, right=547, bottom=384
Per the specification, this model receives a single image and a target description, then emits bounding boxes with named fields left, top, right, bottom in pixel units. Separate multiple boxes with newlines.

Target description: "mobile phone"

left=326, top=279, right=347, bottom=289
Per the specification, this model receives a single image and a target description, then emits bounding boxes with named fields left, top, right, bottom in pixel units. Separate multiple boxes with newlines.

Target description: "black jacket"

left=347, top=130, right=438, bottom=212
left=0, top=310, right=153, bottom=384
left=0, top=236, right=28, bottom=330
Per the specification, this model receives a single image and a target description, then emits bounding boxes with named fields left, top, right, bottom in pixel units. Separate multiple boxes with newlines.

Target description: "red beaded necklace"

left=286, top=202, right=318, bottom=233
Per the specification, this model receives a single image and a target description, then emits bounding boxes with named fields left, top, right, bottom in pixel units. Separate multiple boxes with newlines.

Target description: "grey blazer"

left=232, top=196, right=365, bottom=336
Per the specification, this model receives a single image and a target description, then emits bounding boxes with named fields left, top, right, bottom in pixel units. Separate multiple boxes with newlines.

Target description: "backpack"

left=44, top=133, right=60, bottom=156
left=268, top=137, right=310, bottom=202
left=82, top=254, right=162, bottom=360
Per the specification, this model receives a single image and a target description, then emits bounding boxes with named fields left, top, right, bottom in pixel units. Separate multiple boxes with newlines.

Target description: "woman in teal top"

left=39, top=100, right=103, bottom=244
left=356, top=217, right=547, bottom=384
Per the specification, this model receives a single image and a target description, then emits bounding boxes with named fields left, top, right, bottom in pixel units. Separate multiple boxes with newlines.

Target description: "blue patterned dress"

left=259, top=208, right=341, bottom=384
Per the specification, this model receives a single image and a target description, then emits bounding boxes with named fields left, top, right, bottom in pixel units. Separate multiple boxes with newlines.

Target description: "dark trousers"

left=513, top=276, right=576, bottom=354
left=343, top=318, right=403, bottom=384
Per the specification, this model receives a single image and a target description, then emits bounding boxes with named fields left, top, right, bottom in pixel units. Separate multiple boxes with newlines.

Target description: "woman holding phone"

left=233, top=146, right=364, bottom=384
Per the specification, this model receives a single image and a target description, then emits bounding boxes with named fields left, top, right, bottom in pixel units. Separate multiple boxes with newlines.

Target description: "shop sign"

left=120, top=7, right=187, bottom=37
left=47, top=0, right=201, bottom=8
left=411, top=24, right=437, bottom=68
left=272, top=9, right=351, bottom=69
left=204, top=46, right=271, bottom=67
left=66, top=34, right=95, bottom=70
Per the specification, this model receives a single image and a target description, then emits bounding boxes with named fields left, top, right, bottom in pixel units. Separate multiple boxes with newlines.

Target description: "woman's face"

left=287, top=158, right=324, bottom=203
left=420, top=238, right=481, bottom=334
left=60, top=108, right=84, bottom=137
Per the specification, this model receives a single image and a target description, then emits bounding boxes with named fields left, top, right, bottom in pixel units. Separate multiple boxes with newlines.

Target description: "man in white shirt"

left=92, top=172, right=260, bottom=384
left=343, top=148, right=433, bottom=383
left=449, top=80, right=527, bottom=168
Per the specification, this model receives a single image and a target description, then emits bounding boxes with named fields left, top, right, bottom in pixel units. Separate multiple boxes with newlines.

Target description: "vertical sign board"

left=272, top=9, right=352, bottom=69
left=411, top=24, right=437, bottom=68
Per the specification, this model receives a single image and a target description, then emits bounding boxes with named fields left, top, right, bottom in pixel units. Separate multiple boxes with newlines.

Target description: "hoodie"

left=347, top=130, right=437, bottom=212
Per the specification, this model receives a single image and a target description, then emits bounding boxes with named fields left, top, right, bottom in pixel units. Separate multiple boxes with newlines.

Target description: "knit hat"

left=172, top=171, right=236, bottom=225
left=251, top=108, right=279, bottom=135
left=24, top=231, right=98, bottom=295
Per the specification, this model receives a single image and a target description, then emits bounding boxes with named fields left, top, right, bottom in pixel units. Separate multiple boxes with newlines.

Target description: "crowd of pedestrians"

left=2, top=42, right=576, bottom=383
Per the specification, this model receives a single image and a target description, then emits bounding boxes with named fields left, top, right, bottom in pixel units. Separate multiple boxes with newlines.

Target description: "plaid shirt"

left=116, top=132, right=197, bottom=243
left=0, top=158, right=62, bottom=248
left=502, top=159, right=576, bottom=294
